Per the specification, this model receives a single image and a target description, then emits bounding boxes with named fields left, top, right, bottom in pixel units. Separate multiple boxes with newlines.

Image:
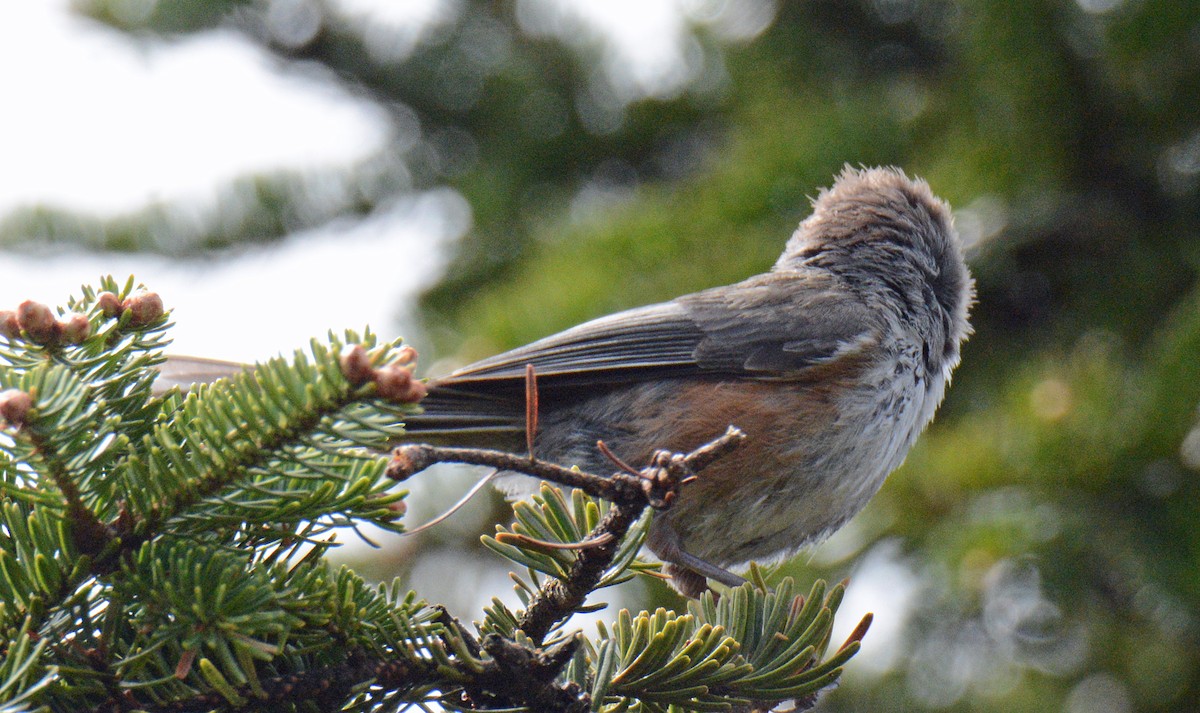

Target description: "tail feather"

left=155, top=355, right=531, bottom=450
left=398, top=384, right=527, bottom=450
left=153, top=356, right=250, bottom=396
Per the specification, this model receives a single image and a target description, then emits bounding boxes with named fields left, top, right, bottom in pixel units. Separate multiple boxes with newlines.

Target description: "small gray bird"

left=159, top=166, right=974, bottom=597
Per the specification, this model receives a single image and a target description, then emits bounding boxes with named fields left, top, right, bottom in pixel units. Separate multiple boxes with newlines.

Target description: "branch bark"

left=390, top=426, right=747, bottom=645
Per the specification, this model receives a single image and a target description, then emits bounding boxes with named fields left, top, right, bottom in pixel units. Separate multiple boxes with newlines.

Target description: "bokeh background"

left=2, top=1, right=1199, bottom=710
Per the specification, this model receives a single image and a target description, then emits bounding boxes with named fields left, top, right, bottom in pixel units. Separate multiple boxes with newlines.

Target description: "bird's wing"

left=444, top=302, right=705, bottom=383
left=440, top=271, right=878, bottom=388
left=683, top=272, right=881, bottom=377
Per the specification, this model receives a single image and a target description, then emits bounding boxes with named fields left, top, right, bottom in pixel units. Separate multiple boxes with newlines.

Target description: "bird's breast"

left=617, top=347, right=937, bottom=567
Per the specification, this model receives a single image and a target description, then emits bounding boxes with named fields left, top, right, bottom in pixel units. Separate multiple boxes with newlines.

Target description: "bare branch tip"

left=386, top=445, right=431, bottom=481
left=596, top=440, right=641, bottom=477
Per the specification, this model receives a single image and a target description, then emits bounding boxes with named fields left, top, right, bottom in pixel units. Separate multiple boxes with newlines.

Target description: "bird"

left=157, top=166, right=974, bottom=598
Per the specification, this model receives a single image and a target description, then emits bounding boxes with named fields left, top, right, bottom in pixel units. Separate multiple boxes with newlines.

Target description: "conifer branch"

left=517, top=497, right=645, bottom=645
left=395, top=427, right=747, bottom=645
left=0, top=281, right=866, bottom=712
left=23, top=425, right=112, bottom=559
left=388, top=426, right=746, bottom=511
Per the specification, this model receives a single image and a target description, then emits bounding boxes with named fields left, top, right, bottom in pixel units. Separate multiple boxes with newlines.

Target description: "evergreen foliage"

left=0, top=280, right=866, bottom=711
left=7, top=1, right=1199, bottom=708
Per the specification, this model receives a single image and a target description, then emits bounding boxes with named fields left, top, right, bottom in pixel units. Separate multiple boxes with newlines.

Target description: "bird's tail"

left=154, top=355, right=527, bottom=450
left=152, top=356, right=250, bottom=396
left=396, top=383, right=526, bottom=450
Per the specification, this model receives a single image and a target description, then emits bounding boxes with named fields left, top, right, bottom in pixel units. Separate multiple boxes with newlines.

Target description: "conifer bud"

left=374, top=364, right=427, bottom=403
left=0, top=389, right=33, bottom=427
left=17, top=301, right=59, bottom=345
left=96, top=291, right=123, bottom=318
left=123, top=292, right=164, bottom=327
left=339, top=344, right=373, bottom=386
left=60, top=314, right=91, bottom=345
left=0, top=311, right=19, bottom=340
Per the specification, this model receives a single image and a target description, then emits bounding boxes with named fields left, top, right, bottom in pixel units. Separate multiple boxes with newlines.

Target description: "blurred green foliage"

left=9, top=0, right=1200, bottom=710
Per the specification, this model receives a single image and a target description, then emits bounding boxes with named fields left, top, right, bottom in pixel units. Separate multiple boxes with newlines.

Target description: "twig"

left=24, top=429, right=113, bottom=557
left=596, top=439, right=641, bottom=477
left=388, top=425, right=746, bottom=510
left=524, top=364, right=538, bottom=457
left=434, top=608, right=589, bottom=712
left=122, top=651, right=441, bottom=713
left=391, top=427, right=747, bottom=646
left=471, top=634, right=589, bottom=712
left=388, top=444, right=647, bottom=501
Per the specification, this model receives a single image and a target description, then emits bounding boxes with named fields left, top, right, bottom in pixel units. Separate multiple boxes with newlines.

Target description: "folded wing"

left=408, top=271, right=878, bottom=442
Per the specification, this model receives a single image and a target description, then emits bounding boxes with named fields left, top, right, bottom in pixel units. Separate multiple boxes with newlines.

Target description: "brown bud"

left=123, top=292, right=164, bottom=327
left=59, top=314, right=91, bottom=345
left=339, top=344, right=373, bottom=386
left=96, top=291, right=123, bottom=318
left=17, top=301, right=60, bottom=345
left=406, top=377, right=428, bottom=403
left=0, top=389, right=34, bottom=427
left=0, top=311, right=19, bottom=340
left=374, top=364, right=427, bottom=403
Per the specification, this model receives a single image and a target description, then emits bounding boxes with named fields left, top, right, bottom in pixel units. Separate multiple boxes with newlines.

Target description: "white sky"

left=0, top=2, right=391, bottom=216
left=0, top=0, right=425, bottom=361
left=0, top=0, right=699, bottom=360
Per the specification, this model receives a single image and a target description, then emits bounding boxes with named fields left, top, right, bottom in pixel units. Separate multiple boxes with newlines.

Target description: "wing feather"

left=438, top=271, right=877, bottom=388
left=445, top=302, right=705, bottom=382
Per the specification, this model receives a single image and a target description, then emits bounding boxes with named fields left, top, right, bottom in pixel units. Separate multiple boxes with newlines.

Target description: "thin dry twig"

left=387, top=426, right=746, bottom=509
left=524, top=364, right=538, bottom=457
left=389, top=426, right=747, bottom=645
